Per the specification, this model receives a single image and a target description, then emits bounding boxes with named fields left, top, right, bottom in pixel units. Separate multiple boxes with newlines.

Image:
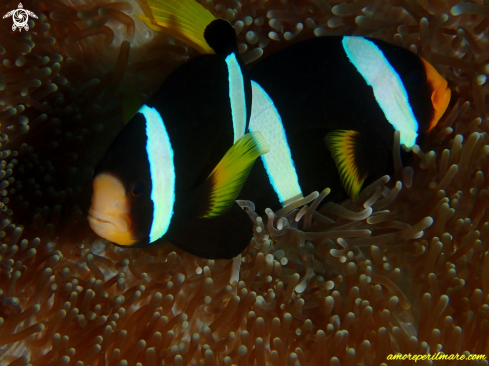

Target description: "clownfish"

left=88, top=16, right=451, bottom=259
left=195, top=20, right=451, bottom=210
left=89, top=20, right=269, bottom=259
left=246, top=35, right=451, bottom=204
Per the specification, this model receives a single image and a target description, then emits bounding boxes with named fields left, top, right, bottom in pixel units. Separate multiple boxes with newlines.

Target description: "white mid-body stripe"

left=140, top=104, right=175, bottom=243
left=342, top=36, right=419, bottom=149
left=249, top=81, right=303, bottom=206
left=225, top=52, right=247, bottom=142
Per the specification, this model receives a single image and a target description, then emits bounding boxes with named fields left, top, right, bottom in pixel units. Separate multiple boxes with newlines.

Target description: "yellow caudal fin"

left=325, top=130, right=367, bottom=201
left=136, top=0, right=216, bottom=54
left=200, top=131, right=269, bottom=218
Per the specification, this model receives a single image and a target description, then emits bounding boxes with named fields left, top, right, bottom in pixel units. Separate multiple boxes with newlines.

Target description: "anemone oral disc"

left=342, top=36, right=419, bottom=150
left=140, top=104, right=175, bottom=243
left=249, top=80, right=303, bottom=206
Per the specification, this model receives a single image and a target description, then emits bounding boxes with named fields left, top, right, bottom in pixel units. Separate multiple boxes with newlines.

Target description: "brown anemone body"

left=1, top=0, right=489, bottom=364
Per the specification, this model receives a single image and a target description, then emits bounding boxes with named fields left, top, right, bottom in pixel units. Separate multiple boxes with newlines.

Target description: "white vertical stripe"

left=342, top=36, right=419, bottom=149
left=225, top=52, right=247, bottom=142
left=140, top=105, right=175, bottom=243
left=249, top=81, right=303, bottom=206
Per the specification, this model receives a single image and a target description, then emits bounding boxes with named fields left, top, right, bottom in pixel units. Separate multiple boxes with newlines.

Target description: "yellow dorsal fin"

left=325, top=130, right=367, bottom=201
left=201, top=131, right=269, bottom=218
left=136, top=0, right=216, bottom=54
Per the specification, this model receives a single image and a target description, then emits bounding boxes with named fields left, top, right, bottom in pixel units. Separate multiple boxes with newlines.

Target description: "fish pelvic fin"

left=137, top=0, right=216, bottom=54
left=201, top=131, right=270, bottom=218
left=325, top=130, right=368, bottom=201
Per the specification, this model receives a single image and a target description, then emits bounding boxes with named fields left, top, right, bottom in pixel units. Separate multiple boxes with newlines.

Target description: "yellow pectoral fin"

left=201, top=131, right=270, bottom=218
left=325, top=130, right=367, bottom=201
left=137, top=0, right=216, bottom=54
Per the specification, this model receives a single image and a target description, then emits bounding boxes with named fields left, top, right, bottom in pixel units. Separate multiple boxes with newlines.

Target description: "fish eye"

left=407, top=71, right=425, bottom=86
left=131, top=182, right=145, bottom=196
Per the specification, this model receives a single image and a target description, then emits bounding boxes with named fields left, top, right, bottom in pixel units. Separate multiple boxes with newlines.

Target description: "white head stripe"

left=139, top=105, right=175, bottom=243
left=225, top=52, right=247, bottom=142
left=342, top=36, right=419, bottom=149
left=249, top=81, right=303, bottom=206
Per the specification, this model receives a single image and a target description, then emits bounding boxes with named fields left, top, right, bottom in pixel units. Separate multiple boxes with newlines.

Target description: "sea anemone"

left=1, top=0, right=488, bottom=365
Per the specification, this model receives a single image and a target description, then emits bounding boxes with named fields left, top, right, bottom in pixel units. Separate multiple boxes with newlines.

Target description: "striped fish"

left=245, top=34, right=450, bottom=205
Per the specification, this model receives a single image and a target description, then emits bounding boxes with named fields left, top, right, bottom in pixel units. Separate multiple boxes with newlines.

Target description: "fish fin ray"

left=325, top=130, right=367, bottom=201
left=139, top=0, right=215, bottom=54
left=135, top=14, right=167, bottom=31
left=200, top=131, right=269, bottom=218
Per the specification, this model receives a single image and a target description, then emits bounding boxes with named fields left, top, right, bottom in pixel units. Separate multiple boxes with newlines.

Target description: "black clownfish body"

left=241, top=35, right=451, bottom=207
left=89, top=21, right=271, bottom=259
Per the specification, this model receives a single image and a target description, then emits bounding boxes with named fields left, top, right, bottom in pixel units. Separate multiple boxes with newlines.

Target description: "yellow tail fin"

left=136, top=0, right=216, bottom=54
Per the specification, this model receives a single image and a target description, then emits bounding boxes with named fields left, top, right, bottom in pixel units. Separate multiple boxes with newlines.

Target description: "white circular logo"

left=3, top=3, right=38, bottom=32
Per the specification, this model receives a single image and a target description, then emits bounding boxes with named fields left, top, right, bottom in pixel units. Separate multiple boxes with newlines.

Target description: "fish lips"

left=88, top=208, right=131, bottom=236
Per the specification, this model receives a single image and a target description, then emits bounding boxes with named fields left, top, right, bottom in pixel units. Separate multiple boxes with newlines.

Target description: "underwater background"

left=0, top=0, right=489, bottom=364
